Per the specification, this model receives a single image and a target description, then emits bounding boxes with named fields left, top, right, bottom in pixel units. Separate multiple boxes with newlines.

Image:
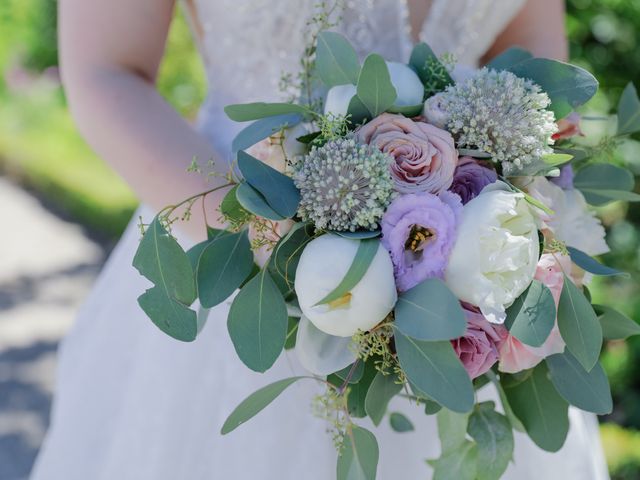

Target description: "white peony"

left=323, top=62, right=424, bottom=116
left=294, top=234, right=397, bottom=337
left=324, top=84, right=357, bottom=117
left=295, top=316, right=356, bottom=375
left=525, top=177, right=609, bottom=257
left=386, top=61, right=424, bottom=106
left=445, top=186, right=540, bottom=324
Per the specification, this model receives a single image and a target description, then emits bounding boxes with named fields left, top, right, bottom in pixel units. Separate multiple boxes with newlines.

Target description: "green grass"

left=601, top=423, right=640, bottom=480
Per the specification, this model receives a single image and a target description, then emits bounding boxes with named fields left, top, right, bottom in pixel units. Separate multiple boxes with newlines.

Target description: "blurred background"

left=0, top=0, right=639, bottom=479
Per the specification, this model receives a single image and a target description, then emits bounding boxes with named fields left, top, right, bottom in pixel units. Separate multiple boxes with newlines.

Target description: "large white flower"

left=525, top=177, right=609, bottom=256
left=445, top=186, right=540, bottom=324
left=294, top=234, right=397, bottom=337
left=324, top=62, right=424, bottom=117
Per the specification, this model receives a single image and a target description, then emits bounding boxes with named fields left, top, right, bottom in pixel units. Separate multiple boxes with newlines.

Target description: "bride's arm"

left=59, top=0, right=230, bottom=238
left=482, top=0, right=568, bottom=63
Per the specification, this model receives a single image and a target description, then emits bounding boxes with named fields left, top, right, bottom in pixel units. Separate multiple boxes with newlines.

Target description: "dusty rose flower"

left=452, top=306, right=504, bottom=379
left=497, top=254, right=570, bottom=373
left=552, top=112, right=583, bottom=141
left=356, top=113, right=458, bottom=194
left=449, top=156, right=498, bottom=204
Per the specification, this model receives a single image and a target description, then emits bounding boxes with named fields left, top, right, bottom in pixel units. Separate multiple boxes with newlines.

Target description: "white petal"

left=295, top=316, right=356, bottom=376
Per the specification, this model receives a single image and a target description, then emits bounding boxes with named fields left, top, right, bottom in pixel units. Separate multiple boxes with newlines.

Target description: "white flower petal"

left=295, top=316, right=356, bottom=376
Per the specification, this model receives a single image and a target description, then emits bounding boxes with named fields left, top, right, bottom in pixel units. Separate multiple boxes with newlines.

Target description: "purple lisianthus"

left=452, top=306, right=504, bottom=379
left=448, top=156, right=498, bottom=204
left=381, top=191, right=462, bottom=292
left=549, top=164, right=574, bottom=190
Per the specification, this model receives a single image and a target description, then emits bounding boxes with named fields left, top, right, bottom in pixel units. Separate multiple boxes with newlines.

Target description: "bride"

left=32, top=0, right=610, bottom=478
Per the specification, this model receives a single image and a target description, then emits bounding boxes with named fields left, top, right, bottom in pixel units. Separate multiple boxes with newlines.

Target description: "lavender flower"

left=381, top=191, right=462, bottom=292
left=449, top=156, right=498, bottom=204
left=549, top=164, right=574, bottom=190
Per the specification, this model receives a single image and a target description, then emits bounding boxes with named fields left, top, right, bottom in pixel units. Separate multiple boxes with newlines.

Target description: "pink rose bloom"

left=552, top=112, right=583, bottom=141
left=497, top=254, right=570, bottom=373
left=452, top=306, right=504, bottom=379
left=356, top=113, right=458, bottom=194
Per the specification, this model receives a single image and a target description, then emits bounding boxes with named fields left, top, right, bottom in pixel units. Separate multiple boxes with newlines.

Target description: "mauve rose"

left=356, top=113, right=458, bottom=194
left=552, top=112, right=583, bottom=141
left=497, top=254, right=569, bottom=373
left=452, top=306, right=504, bottom=379
left=449, top=156, right=498, bottom=204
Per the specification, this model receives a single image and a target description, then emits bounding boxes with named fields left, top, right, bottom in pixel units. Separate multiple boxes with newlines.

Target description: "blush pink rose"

left=497, top=254, right=570, bottom=373
left=356, top=113, right=458, bottom=194
left=552, top=112, right=583, bottom=141
left=452, top=306, right=504, bottom=379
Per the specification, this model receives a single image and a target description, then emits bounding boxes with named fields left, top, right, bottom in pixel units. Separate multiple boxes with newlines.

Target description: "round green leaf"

left=394, top=278, right=467, bottom=341
left=617, top=82, right=640, bottom=136
left=316, top=31, right=360, bottom=87
left=567, top=246, right=627, bottom=277
left=467, top=405, right=514, bottom=480
left=356, top=54, right=397, bottom=118
left=389, top=412, right=414, bottom=433
left=337, top=426, right=379, bottom=480
left=594, top=304, right=640, bottom=340
left=364, top=372, right=402, bottom=426
left=504, top=280, right=556, bottom=347
left=231, top=113, right=302, bottom=153
left=235, top=182, right=285, bottom=220
left=227, top=269, right=288, bottom=372
left=137, top=286, right=197, bottom=342
left=487, top=46, right=533, bottom=71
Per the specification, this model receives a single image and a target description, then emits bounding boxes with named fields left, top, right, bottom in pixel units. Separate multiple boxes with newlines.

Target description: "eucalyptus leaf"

left=237, top=151, right=300, bottom=218
left=356, top=54, right=397, bottom=118
left=231, top=113, right=302, bottom=153
left=347, top=95, right=371, bottom=126
left=467, top=405, right=514, bottom=480
left=567, top=246, right=627, bottom=277
left=594, top=304, right=640, bottom=340
left=220, top=185, right=251, bottom=225
left=364, top=372, right=403, bottom=426
left=133, top=216, right=196, bottom=306
left=508, top=58, right=598, bottom=119
left=428, top=441, right=478, bottom=480
left=486, top=371, right=525, bottom=432
left=409, top=42, right=453, bottom=87
left=546, top=351, right=612, bottom=414
left=314, top=238, right=379, bottom=306
left=542, top=152, right=573, bottom=167
left=504, top=363, right=569, bottom=452
left=487, top=47, right=533, bottom=71
left=580, top=189, right=640, bottom=205
left=221, top=377, right=303, bottom=434
left=224, top=102, right=309, bottom=122
left=337, top=426, right=379, bottom=480
left=138, top=286, right=197, bottom=342
left=557, top=273, right=602, bottom=371
left=394, top=278, right=466, bottom=341
left=235, top=182, right=286, bottom=220
left=284, top=316, right=299, bottom=350
left=504, top=280, right=556, bottom=348
left=268, top=222, right=315, bottom=293
left=196, top=230, right=254, bottom=308
left=617, top=82, right=640, bottom=136
left=227, top=269, right=288, bottom=372
left=335, top=361, right=365, bottom=384
left=186, top=239, right=209, bottom=271
left=316, top=31, right=360, bottom=87
left=387, top=103, right=424, bottom=116
left=346, top=362, right=378, bottom=418
left=436, top=408, right=470, bottom=453
left=395, top=331, right=474, bottom=413
left=389, top=412, right=414, bottom=433
left=574, top=163, right=637, bottom=205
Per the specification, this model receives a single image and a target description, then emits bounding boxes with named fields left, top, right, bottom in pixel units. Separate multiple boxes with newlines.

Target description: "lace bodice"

left=183, top=0, right=526, bottom=156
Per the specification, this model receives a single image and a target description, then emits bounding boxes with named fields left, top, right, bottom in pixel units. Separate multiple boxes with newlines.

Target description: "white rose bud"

left=422, top=93, right=450, bottom=129
left=386, top=61, right=424, bottom=107
left=295, top=234, right=397, bottom=337
left=324, top=84, right=357, bottom=117
left=445, top=186, right=540, bottom=324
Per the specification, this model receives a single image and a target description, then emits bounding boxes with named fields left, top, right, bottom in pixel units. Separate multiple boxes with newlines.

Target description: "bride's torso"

left=182, top=0, right=526, bottom=154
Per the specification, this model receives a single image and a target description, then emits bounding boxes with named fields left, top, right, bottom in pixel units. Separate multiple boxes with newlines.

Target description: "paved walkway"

left=0, top=177, right=105, bottom=480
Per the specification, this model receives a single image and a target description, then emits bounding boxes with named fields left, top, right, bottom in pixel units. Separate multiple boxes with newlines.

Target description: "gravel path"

left=0, top=177, right=105, bottom=480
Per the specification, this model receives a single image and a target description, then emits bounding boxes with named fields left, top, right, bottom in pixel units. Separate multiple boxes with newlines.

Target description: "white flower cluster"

left=293, top=137, right=395, bottom=231
left=433, top=68, right=558, bottom=175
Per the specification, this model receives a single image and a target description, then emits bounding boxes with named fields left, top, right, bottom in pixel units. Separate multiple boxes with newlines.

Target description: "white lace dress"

left=32, top=1, right=610, bottom=479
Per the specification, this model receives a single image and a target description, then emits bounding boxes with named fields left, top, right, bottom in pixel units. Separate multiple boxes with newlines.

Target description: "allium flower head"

left=435, top=68, right=558, bottom=175
left=293, top=137, right=395, bottom=231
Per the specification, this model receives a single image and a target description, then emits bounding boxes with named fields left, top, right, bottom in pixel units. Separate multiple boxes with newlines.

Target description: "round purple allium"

left=452, top=306, right=504, bottom=379
left=381, top=191, right=462, bottom=292
left=449, top=156, right=498, bottom=204
left=549, top=164, right=574, bottom=190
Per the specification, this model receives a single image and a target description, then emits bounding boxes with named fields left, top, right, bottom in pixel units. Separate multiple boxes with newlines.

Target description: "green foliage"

left=231, top=114, right=302, bottom=154
left=557, top=273, right=603, bottom=371
left=227, top=269, right=288, bottom=372
left=429, top=409, right=476, bottom=480
left=467, top=403, right=514, bottom=480
left=394, top=331, right=474, bottom=413
left=224, top=102, right=310, bottom=122
left=316, top=31, right=361, bottom=87
left=393, top=278, right=467, bottom=341
left=314, top=238, right=379, bottom=306
left=504, top=280, right=556, bottom=348
left=567, top=246, right=627, bottom=277
left=408, top=42, right=453, bottom=98
left=594, top=304, right=640, bottom=340
left=574, top=163, right=640, bottom=205
left=364, top=372, right=402, bottom=426
left=337, top=426, right=379, bottom=480
left=617, top=83, right=640, bottom=135
left=221, top=377, right=304, bottom=434
left=356, top=54, right=397, bottom=118
left=486, top=47, right=533, bottom=71
left=388, top=412, right=414, bottom=433
left=235, top=182, right=286, bottom=221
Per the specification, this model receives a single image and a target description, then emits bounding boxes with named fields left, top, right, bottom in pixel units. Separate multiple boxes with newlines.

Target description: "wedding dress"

left=32, top=1, right=610, bottom=479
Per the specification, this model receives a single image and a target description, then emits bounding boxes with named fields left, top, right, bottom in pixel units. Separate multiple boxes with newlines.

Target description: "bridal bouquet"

left=133, top=30, right=640, bottom=479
